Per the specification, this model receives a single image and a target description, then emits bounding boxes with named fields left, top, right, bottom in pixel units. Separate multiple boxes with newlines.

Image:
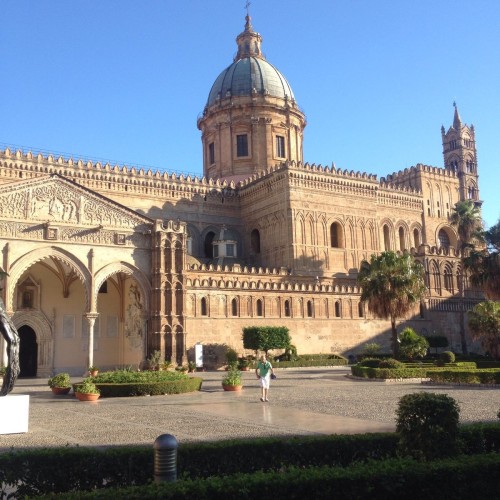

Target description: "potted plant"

left=88, top=366, right=99, bottom=377
left=74, top=378, right=100, bottom=401
left=187, top=361, right=196, bottom=373
left=222, top=366, right=243, bottom=391
left=48, top=372, right=72, bottom=395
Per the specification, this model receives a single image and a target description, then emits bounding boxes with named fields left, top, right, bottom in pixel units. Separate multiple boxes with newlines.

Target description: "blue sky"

left=1, top=0, right=499, bottom=227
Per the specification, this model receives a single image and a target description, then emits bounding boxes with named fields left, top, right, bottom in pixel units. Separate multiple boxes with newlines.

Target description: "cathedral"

left=0, top=14, right=483, bottom=376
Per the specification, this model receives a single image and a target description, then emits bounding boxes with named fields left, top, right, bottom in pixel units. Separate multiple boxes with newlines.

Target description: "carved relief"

left=0, top=177, right=151, bottom=231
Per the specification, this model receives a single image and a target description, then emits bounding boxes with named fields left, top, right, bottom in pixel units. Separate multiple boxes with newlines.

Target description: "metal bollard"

left=153, top=433, right=178, bottom=483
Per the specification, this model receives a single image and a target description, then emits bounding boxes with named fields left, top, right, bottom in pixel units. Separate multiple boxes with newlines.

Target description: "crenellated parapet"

left=382, top=163, right=458, bottom=185
left=0, top=147, right=238, bottom=200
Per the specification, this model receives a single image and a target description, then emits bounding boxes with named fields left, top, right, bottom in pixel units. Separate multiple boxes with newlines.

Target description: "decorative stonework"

left=0, top=175, right=153, bottom=231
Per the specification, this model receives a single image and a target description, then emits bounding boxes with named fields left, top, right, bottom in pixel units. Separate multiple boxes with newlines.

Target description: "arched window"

left=444, top=266, right=453, bottom=292
left=204, top=231, right=216, bottom=258
left=251, top=229, right=261, bottom=254
left=438, top=229, right=450, bottom=249
left=306, top=300, right=313, bottom=318
left=256, top=299, right=263, bottom=317
left=231, top=298, right=238, bottom=317
left=201, top=297, right=208, bottom=316
left=358, top=302, right=364, bottom=318
left=330, top=222, right=343, bottom=248
left=413, top=228, right=420, bottom=248
left=284, top=300, right=291, bottom=317
left=383, top=224, right=391, bottom=251
left=399, top=227, right=405, bottom=251
left=334, top=300, right=341, bottom=318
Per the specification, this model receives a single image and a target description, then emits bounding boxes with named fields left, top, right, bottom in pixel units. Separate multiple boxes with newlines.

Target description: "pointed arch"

left=7, top=246, right=91, bottom=311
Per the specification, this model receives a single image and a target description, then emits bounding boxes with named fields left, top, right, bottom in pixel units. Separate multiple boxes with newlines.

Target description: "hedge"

left=35, top=454, right=500, bottom=499
left=273, top=357, right=347, bottom=368
left=428, top=370, right=500, bottom=385
left=2, top=423, right=499, bottom=498
left=351, top=365, right=499, bottom=381
left=72, top=377, right=203, bottom=397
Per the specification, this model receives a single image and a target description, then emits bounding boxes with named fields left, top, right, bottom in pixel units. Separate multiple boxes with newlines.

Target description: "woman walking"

left=255, top=354, right=275, bottom=402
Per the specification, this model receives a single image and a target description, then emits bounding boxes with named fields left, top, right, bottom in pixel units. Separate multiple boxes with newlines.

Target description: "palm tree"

left=357, top=251, right=426, bottom=358
left=465, top=218, right=500, bottom=301
left=450, top=200, right=483, bottom=354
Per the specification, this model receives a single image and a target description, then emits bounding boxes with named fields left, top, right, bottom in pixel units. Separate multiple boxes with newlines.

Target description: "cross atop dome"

left=235, top=5, right=263, bottom=61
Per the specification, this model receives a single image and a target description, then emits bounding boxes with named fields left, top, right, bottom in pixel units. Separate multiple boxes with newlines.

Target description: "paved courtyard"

left=1, top=367, right=498, bottom=450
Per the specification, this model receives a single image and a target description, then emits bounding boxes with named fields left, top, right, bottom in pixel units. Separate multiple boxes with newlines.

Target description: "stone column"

left=85, top=313, right=99, bottom=370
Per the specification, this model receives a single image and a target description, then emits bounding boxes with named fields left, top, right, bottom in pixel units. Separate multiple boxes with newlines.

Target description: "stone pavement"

left=1, top=367, right=498, bottom=450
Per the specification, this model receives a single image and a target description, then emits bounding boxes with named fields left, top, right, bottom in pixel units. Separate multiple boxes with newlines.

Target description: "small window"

left=22, top=291, right=33, bottom=308
left=383, top=225, right=391, bottom=251
left=330, top=222, right=343, bottom=248
left=226, top=244, right=235, bottom=257
left=201, top=297, right=208, bottom=316
left=256, top=299, right=263, bottom=317
left=213, top=245, right=219, bottom=258
left=335, top=301, right=341, bottom=318
left=284, top=300, right=291, bottom=317
left=276, top=135, right=285, bottom=158
left=231, top=298, right=238, bottom=317
left=399, top=227, right=405, bottom=251
left=306, top=300, right=313, bottom=318
left=358, top=302, right=364, bottom=318
left=251, top=229, right=261, bottom=253
left=208, top=142, right=215, bottom=164
left=236, top=134, right=248, bottom=157
left=413, top=228, right=420, bottom=248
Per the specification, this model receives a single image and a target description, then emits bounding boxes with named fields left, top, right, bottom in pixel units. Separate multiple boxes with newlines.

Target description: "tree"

left=468, top=301, right=500, bottom=359
left=465, top=218, right=500, bottom=300
left=398, top=327, right=429, bottom=360
left=450, top=200, right=483, bottom=354
left=242, top=326, right=291, bottom=355
left=357, top=252, right=426, bottom=358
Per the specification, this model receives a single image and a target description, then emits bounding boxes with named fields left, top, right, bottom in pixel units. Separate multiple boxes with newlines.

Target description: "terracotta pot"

left=75, top=392, right=100, bottom=401
left=90, top=370, right=99, bottom=377
left=222, top=384, right=243, bottom=392
left=51, top=387, right=71, bottom=395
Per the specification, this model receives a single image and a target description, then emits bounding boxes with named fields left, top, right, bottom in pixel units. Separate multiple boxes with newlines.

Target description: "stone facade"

left=0, top=15, right=484, bottom=376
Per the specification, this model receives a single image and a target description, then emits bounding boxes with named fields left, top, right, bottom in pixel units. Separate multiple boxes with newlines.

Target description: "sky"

left=1, top=0, right=499, bottom=227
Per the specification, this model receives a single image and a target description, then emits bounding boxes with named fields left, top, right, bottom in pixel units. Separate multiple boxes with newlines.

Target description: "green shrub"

left=378, top=358, right=403, bottom=369
left=441, top=351, right=456, bottom=363
left=398, top=327, right=429, bottom=360
left=357, top=358, right=382, bottom=368
left=48, top=372, right=71, bottom=389
left=396, top=392, right=460, bottom=460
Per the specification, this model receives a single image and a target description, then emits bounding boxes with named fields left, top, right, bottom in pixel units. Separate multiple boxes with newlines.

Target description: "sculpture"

left=0, top=273, right=20, bottom=396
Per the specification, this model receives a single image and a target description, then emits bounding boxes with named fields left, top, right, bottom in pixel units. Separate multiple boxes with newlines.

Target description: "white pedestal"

left=0, top=395, right=30, bottom=434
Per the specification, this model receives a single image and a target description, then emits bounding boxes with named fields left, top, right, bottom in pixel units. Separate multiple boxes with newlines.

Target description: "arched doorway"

left=18, top=325, right=38, bottom=377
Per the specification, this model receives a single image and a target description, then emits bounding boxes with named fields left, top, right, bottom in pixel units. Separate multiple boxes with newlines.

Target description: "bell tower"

left=441, top=103, right=480, bottom=204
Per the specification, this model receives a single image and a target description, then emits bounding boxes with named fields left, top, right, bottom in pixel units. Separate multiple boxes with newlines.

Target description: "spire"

left=234, top=3, right=264, bottom=61
left=453, top=101, right=462, bottom=129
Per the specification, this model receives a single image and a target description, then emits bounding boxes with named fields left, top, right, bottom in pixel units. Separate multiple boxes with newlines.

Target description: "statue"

left=0, top=273, right=20, bottom=396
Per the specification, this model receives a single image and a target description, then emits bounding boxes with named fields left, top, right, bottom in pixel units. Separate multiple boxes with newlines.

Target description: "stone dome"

left=207, top=57, right=295, bottom=107
left=205, top=14, right=295, bottom=108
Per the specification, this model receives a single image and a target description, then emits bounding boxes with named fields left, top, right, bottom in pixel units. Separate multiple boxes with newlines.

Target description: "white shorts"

left=259, top=375, right=270, bottom=389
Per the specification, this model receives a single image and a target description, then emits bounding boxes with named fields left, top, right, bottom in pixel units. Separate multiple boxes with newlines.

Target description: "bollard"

left=153, top=433, right=178, bottom=483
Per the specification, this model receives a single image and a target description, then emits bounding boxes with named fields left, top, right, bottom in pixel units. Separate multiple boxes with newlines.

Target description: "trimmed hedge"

left=351, top=365, right=499, bottom=381
left=72, top=377, right=203, bottom=397
left=273, top=357, right=347, bottom=368
left=428, top=370, right=500, bottom=385
left=35, top=454, right=500, bottom=499
left=2, top=424, right=499, bottom=498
